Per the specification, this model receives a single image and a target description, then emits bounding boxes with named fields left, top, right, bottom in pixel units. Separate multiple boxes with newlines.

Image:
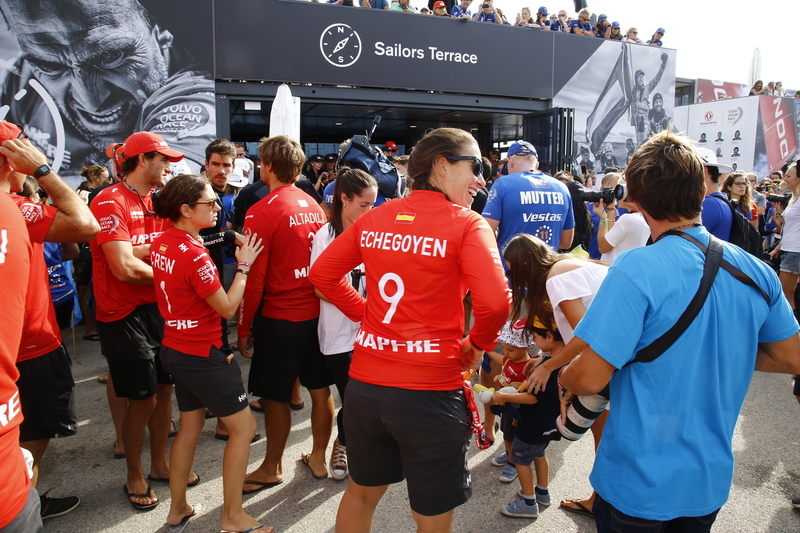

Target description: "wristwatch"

left=33, top=164, right=52, bottom=180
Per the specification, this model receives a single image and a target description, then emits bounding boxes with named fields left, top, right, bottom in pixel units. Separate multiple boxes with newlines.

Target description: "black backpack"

left=709, top=194, right=764, bottom=258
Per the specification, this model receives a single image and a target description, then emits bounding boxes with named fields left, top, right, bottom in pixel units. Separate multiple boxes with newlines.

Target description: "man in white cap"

left=698, top=146, right=733, bottom=240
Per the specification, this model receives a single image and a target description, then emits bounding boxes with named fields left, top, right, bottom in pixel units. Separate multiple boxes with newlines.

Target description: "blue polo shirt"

left=451, top=5, right=471, bottom=17
left=550, top=20, right=566, bottom=31
left=647, top=39, right=663, bottom=46
left=371, top=0, right=390, bottom=8
left=569, top=20, right=592, bottom=33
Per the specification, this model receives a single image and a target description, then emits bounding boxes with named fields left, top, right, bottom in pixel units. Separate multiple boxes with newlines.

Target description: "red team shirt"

left=238, top=185, right=325, bottom=335
left=12, top=195, right=61, bottom=362
left=0, top=193, right=33, bottom=528
left=90, top=185, right=169, bottom=322
left=151, top=227, right=223, bottom=357
left=309, top=190, right=511, bottom=391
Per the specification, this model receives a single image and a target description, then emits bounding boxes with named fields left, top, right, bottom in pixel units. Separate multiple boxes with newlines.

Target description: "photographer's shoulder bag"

left=630, top=231, right=769, bottom=365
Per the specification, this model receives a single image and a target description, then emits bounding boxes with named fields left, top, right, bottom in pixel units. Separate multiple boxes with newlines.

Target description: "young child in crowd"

left=491, top=316, right=564, bottom=519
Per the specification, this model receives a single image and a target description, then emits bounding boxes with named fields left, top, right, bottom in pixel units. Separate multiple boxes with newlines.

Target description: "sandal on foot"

left=167, top=503, right=201, bottom=533
left=301, top=452, right=328, bottom=480
left=148, top=473, right=200, bottom=487
left=123, top=484, right=158, bottom=511
left=560, top=498, right=594, bottom=518
left=221, top=520, right=275, bottom=533
left=84, top=333, right=101, bottom=341
left=242, top=478, right=283, bottom=495
left=249, top=399, right=264, bottom=412
left=214, top=432, right=261, bottom=443
left=113, top=441, right=125, bottom=459
left=290, top=401, right=304, bottom=410
left=169, top=419, right=178, bottom=438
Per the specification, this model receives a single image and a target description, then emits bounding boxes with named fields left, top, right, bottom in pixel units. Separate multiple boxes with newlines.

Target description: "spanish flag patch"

left=158, top=243, right=168, bottom=254
left=395, top=212, right=416, bottom=224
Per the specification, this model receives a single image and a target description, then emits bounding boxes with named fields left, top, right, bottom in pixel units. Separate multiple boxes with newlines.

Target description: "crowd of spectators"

left=316, top=0, right=667, bottom=46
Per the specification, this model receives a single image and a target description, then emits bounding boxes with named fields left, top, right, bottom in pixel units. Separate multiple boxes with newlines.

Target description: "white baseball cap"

left=696, top=146, right=733, bottom=174
left=227, top=165, right=248, bottom=188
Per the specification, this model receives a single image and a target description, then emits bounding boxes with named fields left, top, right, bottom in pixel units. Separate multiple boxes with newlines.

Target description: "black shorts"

left=500, top=411, right=516, bottom=443
left=345, top=379, right=472, bottom=517
left=16, top=345, right=77, bottom=442
left=97, top=303, right=171, bottom=400
left=248, top=317, right=333, bottom=402
left=794, top=375, right=800, bottom=397
left=160, top=345, right=248, bottom=417
left=54, top=300, right=73, bottom=330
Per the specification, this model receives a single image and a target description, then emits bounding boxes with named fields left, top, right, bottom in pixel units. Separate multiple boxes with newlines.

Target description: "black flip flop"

left=242, top=479, right=283, bottom=495
left=560, top=498, right=594, bottom=518
left=301, top=452, right=328, bottom=480
left=123, top=483, right=159, bottom=511
left=113, top=441, right=125, bottom=459
left=214, top=433, right=261, bottom=443
left=290, top=401, right=305, bottom=410
left=148, top=473, right=200, bottom=487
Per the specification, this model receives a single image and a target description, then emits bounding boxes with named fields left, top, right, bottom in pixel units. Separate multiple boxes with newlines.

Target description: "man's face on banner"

left=4, top=0, right=171, bottom=150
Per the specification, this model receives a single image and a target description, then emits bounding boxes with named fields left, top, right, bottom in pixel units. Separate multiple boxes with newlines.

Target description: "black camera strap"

left=632, top=230, right=769, bottom=364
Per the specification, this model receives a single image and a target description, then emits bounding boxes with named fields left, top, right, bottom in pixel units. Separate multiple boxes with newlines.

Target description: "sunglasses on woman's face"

left=447, top=155, right=483, bottom=177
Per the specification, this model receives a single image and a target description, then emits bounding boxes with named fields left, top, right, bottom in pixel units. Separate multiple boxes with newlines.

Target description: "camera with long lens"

left=768, top=192, right=791, bottom=207
left=576, top=184, right=626, bottom=204
left=555, top=384, right=609, bottom=441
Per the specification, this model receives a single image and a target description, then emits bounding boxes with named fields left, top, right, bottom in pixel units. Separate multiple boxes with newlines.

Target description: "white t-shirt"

left=600, top=212, right=650, bottom=264
left=310, top=223, right=365, bottom=354
left=780, top=200, right=800, bottom=252
left=545, top=262, right=608, bottom=343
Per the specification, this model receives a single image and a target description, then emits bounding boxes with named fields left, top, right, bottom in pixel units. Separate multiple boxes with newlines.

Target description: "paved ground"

left=36, top=328, right=800, bottom=532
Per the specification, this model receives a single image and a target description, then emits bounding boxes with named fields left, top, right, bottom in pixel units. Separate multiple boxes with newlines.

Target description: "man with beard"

left=0, top=0, right=214, bottom=180
left=647, top=93, right=670, bottom=136
left=90, top=131, right=194, bottom=511
left=630, top=55, right=668, bottom=145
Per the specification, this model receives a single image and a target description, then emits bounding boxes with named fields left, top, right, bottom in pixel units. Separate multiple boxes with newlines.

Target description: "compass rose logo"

left=320, top=23, right=362, bottom=68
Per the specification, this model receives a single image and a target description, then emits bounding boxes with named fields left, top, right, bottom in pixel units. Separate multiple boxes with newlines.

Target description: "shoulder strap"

left=632, top=231, right=770, bottom=364
left=633, top=231, right=723, bottom=363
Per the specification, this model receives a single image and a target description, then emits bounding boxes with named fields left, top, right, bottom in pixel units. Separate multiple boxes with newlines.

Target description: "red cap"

left=434, top=1, right=446, bottom=7
left=0, top=121, right=23, bottom=143
left=384, top=141, right=398, bottom=151
left=121, top=132, right=184, bottom=163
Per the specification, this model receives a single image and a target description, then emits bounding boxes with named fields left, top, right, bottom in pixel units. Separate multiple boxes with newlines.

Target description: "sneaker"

left=501, top=497, right=539, bottom=518
left=536, top=486, right=551, bottom=506
left=499, top=463, right=518, bottom=483
left=792, top=497, right=800, bottom=509
left=491, top=451, right=508, bottom=467
left=329, top=439, right=348, bottom=481
left=40, top=493, right=80, bottom=520
left=516, top=487, right=550, bottom=506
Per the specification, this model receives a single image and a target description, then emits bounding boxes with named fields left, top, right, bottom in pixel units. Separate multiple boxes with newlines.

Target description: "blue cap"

left=537, top=6, right=548, bottom=15
left=598, top=14, right=607, bottom=21
left=507, top=141, right=538, bottom=158
left=611, top=21, right=620, bottom=28
left=657, top=27, right=665, bottom=34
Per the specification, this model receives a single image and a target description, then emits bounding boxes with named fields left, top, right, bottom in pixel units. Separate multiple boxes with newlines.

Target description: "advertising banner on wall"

left=696, top=79, right=749, bottom=103
left=551, top=40, right=677, bottom=175
left=673, top=95, right=798, bottom=177
left=0, top=0, right=216, bottom=185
